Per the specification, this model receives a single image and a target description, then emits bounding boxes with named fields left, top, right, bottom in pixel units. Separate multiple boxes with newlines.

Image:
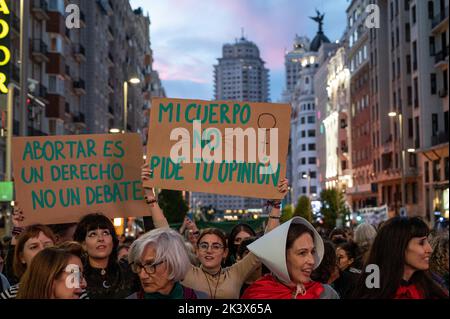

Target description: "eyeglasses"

left=198, top=242, right=224, bottom=252
left=131, top=260, right=164, bottom=275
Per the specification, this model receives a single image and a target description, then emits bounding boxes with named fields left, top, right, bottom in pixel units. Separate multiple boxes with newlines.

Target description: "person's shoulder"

left=0, top=283, right=19, bottom=299
left=0, top=273, right=10, bottom=291
left=320, top=284, right=340, bottom=299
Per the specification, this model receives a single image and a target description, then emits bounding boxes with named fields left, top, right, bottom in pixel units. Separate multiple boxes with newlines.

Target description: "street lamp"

left=388, top=111, right=407, bottom=216
left=302, top=170, right=311, bottom=200
left=123, top=77, right=141, bottom=133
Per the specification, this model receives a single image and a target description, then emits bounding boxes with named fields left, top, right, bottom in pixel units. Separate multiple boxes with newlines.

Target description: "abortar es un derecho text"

left=19, top=139, right=144, bottom=210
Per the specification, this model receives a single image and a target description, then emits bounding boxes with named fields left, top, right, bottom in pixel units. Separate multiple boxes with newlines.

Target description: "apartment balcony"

left=47, top=11, right=65, bottom=34
left=46, top=94, right=65, bottom=119
left=434, top=46, right=449, bottom=69
left=30, top=39, right=49, bottom=63
left=11, top=13, right=20, bottom=35
left=73, top=44, right=86, bottom=63
left=73, top=113, right=86, bottom=128
left=46, top=53, right=65, bottom=75
left=431, top=131, right=449, bottom=147
left=73, top=79, right=86, bottom=95
left=31, top=0, right=49, bottom=20
left=432, top=7, right=449, bottom=34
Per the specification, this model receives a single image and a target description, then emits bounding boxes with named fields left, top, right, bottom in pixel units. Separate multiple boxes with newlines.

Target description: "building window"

left=310, top=171, right=317, bottom=179
left=433, top=160, right=441, bottom=182
left=412, top=183, right=417, bottom=204
left=412, top=5, right=416, bottom=24
left=302, top=144, right=306, bottom=151
left=432, top=113, right=439, bottom=136
left=308, top=144, right=316, bottom=151
left=428, top=1, right=434, bottom=19
left=308, top=157, right=316, bottom=164
left=445, top=157, right=449, bottom=181
left=302, top=187, right=307, bottom=194
left=429, top=37, right=435, bottom=56
left=301, top=131, right=306, bottom=138
left=301, top=117, right=305, bottom=124
left=406, top=55, right=411, bottom=74
left=409, top=153, right=417, bottom=168
left=425, top=161, right=430, bottom=183
left=408, top=118, right=413, bottom=137
left=414, top=78, right=419, bottom=108
left=301, top=158, right=306, bottom=165
left=310, top=186, right=317, bottom=194
left=407, top=86, right=413, bottom=105
left=431, top=73, right=437, bottom=95
left=405, top=23, right=411, bottom=42
left=412, top=41, right=418, bottom=71
left=445, top=111, right=449, bottom=133
left=307, top=116, right=315, bottom=124
left=415, top=116, right=420, bottom=148
left=308, top=130, right=316, bottom=137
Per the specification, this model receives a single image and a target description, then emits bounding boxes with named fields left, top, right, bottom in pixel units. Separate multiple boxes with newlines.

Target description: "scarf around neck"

left=144, top=282, right=184, bottom=299
left=241, top=274, right=324, bottom=299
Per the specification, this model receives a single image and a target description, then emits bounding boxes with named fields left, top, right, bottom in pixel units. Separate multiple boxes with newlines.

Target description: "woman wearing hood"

left=241, top=217, right=339, bottom=299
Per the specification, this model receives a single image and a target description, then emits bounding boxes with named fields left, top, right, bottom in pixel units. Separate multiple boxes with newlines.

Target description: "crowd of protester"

left=0, top=164, right=448, bottom=299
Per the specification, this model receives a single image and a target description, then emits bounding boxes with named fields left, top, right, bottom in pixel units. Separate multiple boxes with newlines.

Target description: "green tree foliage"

left=294, top=196, right=312, bottom=222
left=157, top=190, right=188, bottom=223
left=280, top=204, right=294, bottom=223
left=320, top=188, right=349, bottom=229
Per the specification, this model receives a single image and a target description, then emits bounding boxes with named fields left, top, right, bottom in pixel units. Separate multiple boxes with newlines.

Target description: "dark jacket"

left=83, top=258, right=140, bottom=299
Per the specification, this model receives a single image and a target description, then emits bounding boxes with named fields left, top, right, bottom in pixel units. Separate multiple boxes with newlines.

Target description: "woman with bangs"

left=1, top=223, right=56, bottom=299
left=351, top=216, right=448, bottom=299
left=73, top=213, right=140, bottom=299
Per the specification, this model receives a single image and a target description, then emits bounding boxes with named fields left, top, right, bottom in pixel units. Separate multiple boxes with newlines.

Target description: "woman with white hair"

left=127, top=228, right=198, bottom=299
left=353, top=223, right=377, bottom=265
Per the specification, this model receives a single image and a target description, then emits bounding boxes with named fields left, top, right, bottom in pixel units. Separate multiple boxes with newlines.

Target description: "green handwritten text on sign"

left=12, top=133, right=150, bottom=226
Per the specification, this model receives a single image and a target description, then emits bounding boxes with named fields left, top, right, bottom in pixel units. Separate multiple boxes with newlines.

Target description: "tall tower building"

left=290, top=11, right=331, bottom=205
left=282, top=35, right=311, bottom=102
left=190, top=36, right=269, bottom=214
left=214, top=35, right=269, bottom=102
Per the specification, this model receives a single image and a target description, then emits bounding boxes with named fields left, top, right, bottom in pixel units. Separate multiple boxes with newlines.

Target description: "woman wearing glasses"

left=141, top=164, right=289, bottom=299
left=127, top=228, right=199, bottom=299
left=73, top=213, right=140, bottom=299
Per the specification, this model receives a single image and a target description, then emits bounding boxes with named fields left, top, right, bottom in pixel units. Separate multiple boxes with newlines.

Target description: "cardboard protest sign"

left=145, top=98, right=291, bottom=199
left=12, top=133, right=150, bottom=226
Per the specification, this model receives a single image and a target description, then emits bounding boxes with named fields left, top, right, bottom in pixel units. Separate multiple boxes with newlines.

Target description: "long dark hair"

left=351, top=217, right=448, bottom=299
left=225, top=224, right=256, bottom=264
left=73, top=213, right=119, bottom=264
left=311, top=240, right=336, bottom=284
